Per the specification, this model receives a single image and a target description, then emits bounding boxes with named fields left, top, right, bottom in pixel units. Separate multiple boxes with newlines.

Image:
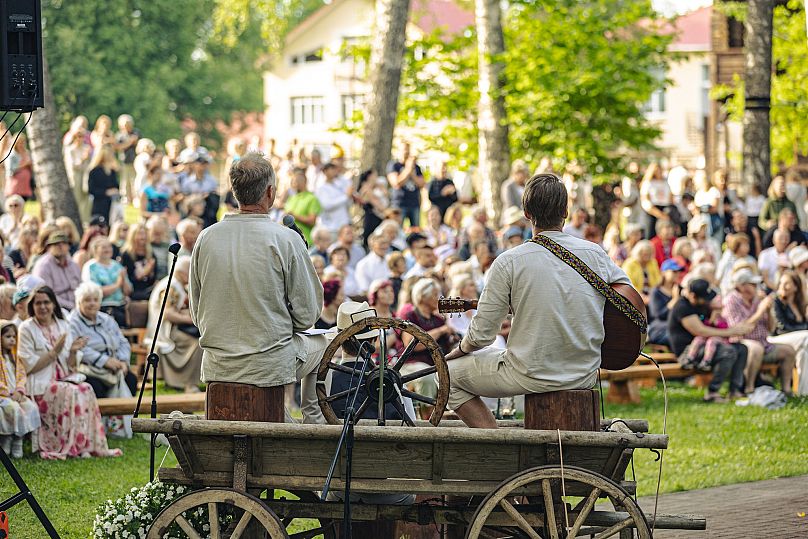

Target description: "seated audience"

left=647, top=258, right=685, bottom=347
left=325, top=246, right=360, bottom=297
left=716, top=233, right=756, bottom=297
left=146, top=215, right=171, bottom=281
left=18, top=286, right=121, bottom=459
left=762, top=207, right=805, bottom=249
left=758, top=229, right=792, bottom=291
left=759, top=175, right=797, bottom=230
left=31, top=231, right=82, bottom=312
left=650, top=219, right=677, bottom=267
left=146, top=256, right=202, bottom=393
left=81, top=237, right=131, bottom=327
left=330, top=225, right=366, bottom=271
left=120, top=223, right=157, bottom=301
left=0, top=195, right=25, bottom=247
left=769, top=271, right=808, bottom=395
left=317, top=279, right=343, bottom=330
left=622, top=240, right=661, bottom=302
left=722, top=269, right=796, bottom=396
left=355, top=234, right=392, bottom=294
left=69, top=282, right=137, bottom=399
left=0, top=320, right=40, bottom=458
left=668, top=278, right=750, bottom=402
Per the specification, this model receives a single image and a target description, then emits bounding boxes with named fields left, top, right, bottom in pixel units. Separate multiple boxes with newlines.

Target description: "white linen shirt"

left=354, top=252, right=390, bottom=293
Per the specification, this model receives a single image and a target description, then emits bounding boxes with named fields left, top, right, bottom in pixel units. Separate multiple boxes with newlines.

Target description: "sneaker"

left=11, top=437, right=23, bottom=458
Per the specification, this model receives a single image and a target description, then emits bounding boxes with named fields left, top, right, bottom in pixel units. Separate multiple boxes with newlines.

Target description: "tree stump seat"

left=523, top=389, right=600, bottom=431
left=205, top=382, right=285, bottom=422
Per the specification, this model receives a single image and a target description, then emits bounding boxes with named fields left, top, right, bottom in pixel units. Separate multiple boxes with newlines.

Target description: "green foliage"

left=43, top=0, right=266, bottom=146
left=396, top=0, right=671, bottom=180
left=710, top=1, right=808, bottom=169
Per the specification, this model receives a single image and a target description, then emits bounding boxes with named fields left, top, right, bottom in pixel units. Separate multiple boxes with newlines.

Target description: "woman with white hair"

left=133, top=138, right=156, bottom=198
left=446, top=275, right=478, bottom=337
left=146, top=256, right=202, bottom=393
left=68, top=282, right=137, bottom=400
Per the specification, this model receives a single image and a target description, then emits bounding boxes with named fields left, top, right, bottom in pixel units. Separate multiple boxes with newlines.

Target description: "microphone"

left=168, top=242, right=181, bottom=256
left=283, top=214, right=309, bottom=248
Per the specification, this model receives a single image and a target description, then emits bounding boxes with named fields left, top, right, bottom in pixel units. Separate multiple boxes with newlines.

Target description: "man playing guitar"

left=444, top=174, right=634, bottom=428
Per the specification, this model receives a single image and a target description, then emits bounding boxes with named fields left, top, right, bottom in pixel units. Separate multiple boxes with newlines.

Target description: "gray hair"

left=229, top=153, right=276, bottom=206
left=412, top=278, right=439, bottom=306
left=75, top=281, right=103, bottom=305
left=176, top=218, right=200, bottom=237
left=176, top=256, right=192, bottom=274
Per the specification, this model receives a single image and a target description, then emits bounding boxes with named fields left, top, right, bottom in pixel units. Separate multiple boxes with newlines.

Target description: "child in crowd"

left=0, top=320, right=40, bottom=457
left=686, top=309, right=731, bottom=371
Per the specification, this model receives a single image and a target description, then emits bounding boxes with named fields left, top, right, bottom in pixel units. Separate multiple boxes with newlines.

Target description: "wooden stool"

left=205, top=382, right=285, bottom=422
left=524, top=389, right=600, bottom=431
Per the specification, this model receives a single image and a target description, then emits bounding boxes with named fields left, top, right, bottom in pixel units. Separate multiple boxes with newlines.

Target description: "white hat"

left=789, top=246, right=808, bottom=268
left=336, top=301, right=379, bottom=339
left=502, top=206, right=525, bottom=226
left=731, top=268, right=762, bottom=288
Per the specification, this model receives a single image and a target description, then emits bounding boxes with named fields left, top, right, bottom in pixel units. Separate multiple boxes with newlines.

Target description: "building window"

left=290, top=48, right=323, bottom=66
left=644, top=67, right=666, bottom=115
left=290, top=96, right=325, bottom=125
left=341, top=94, right=365, bottom=120
left=727, top=17, right=744, bottom=48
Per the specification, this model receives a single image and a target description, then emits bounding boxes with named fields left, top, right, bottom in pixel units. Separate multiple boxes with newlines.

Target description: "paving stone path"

left=638, top=475, right=808, bottom=538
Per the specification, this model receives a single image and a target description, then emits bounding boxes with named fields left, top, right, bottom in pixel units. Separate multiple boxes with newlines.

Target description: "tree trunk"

left=359, top=0, right=411, bottom=176
left=742, top=0, right=774, bottom=194
left=476, top=0, right=511, bottom=225
left=26, top=53, right=82, bottom=230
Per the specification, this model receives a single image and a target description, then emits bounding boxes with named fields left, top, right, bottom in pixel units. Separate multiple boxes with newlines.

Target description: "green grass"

left=2, top=384, right=807, bottom=538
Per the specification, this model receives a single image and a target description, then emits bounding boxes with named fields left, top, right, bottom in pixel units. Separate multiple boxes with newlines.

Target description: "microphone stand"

left=321, top=342, right=373, bottom=538
left=133, top=243, right=181, bottom=482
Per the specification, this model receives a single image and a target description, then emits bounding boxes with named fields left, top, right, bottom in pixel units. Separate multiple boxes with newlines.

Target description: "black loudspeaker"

left=0, top=0, right=43, bottom=112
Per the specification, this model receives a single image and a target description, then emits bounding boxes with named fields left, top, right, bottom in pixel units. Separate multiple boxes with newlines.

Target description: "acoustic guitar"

left=438, top=283, right=646, bottom=371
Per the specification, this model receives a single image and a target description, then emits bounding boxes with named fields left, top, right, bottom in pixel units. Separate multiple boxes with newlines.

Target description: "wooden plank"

left=133, top=418, right=668, bottom=449
left=99, top=393, right=206, bottom=416
left=431, top=442, right=444, bottom=483
left=168, top=435, right=194, bottom=479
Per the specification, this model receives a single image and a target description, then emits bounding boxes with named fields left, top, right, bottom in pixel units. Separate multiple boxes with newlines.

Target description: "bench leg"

left=606, top=380, right=641, bottom=405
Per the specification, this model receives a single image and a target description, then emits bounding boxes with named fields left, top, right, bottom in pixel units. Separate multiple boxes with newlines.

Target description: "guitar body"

left=601, top=283, right=647, bottom=371
left=439, top=282, right=647, bottom=372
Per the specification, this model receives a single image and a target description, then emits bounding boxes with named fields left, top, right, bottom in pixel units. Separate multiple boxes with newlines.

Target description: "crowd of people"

left=0, top=109, right=805, bottom=459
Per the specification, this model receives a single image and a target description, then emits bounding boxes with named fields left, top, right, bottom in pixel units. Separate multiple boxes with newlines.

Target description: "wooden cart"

left=133, top=317, right=706, bottom=538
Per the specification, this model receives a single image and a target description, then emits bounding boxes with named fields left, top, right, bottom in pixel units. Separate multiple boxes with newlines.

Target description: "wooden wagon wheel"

left=466, top=465, right=651, bottom=539
left=147, top=488, right=289, bottom=539
left=317, top=316, right=450, bottom=426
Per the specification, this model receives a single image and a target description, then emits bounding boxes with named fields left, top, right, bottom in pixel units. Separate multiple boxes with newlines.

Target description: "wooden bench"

left=97, top=393, right=206, bottom=416
left=121, top=328, right=149, bottom=377
left=601, top=359, right=783, bottom=404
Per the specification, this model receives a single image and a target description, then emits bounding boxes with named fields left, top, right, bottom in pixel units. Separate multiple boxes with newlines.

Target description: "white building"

left=646, top=5, right=713, bottom=168
left=263, top=0, right=472, bottom=160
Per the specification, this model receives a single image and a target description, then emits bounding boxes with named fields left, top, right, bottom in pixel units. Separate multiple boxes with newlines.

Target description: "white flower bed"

left=93, top=481, right=194, bottom=538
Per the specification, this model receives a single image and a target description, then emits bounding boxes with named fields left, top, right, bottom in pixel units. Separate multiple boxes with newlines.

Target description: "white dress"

left=0, top=354, right=41, bottom=437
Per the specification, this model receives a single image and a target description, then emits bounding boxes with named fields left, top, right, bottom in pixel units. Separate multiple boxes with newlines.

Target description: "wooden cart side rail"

left=131, top=418, right=668, bottom=449
left=351, top=418, right=650, bottom=432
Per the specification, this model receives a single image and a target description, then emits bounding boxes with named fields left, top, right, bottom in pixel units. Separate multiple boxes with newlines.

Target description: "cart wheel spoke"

left=401, top=365, right=437, bottom=383
left=540, top=479, right=560, bottom=539
left=327, top=362, right=358, bottom=376
left=230, top=511, right=253, bottom=539
left=593, top=517, right=634, bottom=539
left=325, top=387, right=353, bottom=403
left=208, top=502, right=220, bottom=539
left=391, top=338, right=419, bottom=371
left=175, top=514, right=202, bottom=539
left=378, top=328, right=387, bottom=366
left=568, top=487, right=601, bottom=537
left=391, top=397, right=416, bottom=426
left=402, top=388, right=436, bottom=406
left=498, top=498, right=541, bottom=539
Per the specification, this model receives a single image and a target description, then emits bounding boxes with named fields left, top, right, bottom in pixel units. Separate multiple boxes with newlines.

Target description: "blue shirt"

left=179, top=171, right=218, bottom=195
left=68, top=310, right=131, bottom=368
left=82, top=260, right=128, bottom=307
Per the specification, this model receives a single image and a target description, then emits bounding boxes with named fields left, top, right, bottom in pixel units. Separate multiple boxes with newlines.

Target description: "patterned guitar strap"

left=530, top=234, right=647, bottom=334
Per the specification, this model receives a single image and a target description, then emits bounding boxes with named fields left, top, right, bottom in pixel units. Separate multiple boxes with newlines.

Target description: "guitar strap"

left=530, top=234, right=647, bottom=334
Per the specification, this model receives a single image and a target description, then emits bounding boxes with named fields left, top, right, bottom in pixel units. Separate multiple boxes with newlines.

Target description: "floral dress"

left=0, top=350, right=40, bottom=437
left=18, top=317, right=122, bottom=460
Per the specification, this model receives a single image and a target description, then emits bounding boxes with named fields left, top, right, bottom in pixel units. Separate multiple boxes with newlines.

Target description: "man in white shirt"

left=315, top=163, right=352, bottom=233
left=189, top=154, right=327, bottom=423
left=758, top=228, right=791, bottom=290
left=355, top=234, right=392, bottom=293
left=445, top=174, right=632, bottom=428
left=404, top=245, right=438, bottom=279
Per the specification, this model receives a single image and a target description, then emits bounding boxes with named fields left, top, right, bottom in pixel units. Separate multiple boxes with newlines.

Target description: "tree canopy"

left=397, top=0, right=672, bottom=180
left=42, top=0, right=269, bottom=145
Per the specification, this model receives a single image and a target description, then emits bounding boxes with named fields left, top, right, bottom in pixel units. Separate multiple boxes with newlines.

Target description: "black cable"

left=0, top=85, right=38, bottom=167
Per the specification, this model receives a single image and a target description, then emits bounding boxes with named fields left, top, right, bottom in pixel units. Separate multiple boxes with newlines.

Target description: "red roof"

left=670, top=5, right=711, bottom=50
left=411, top=0, right=474, bottom=36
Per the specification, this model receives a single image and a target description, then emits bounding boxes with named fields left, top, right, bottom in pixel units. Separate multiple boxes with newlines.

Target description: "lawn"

left=2, top=384, right=807, bottom=538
